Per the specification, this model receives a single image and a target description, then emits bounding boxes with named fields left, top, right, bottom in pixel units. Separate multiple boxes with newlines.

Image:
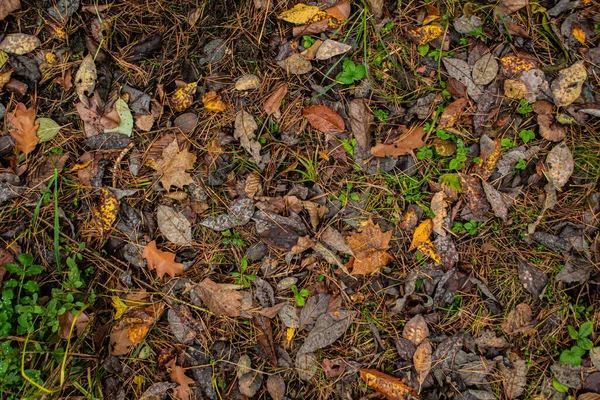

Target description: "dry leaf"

left=402, top=314, right=429, bottom=346
left=471, top=136, right=502, bottom=181
left=409, top=219, right=441, bottom=263
left=57, top=310, right=90, bottom=339
left=431, top=191, right=447, bottom=236
left=346, top=218, right=393, bottom=275
left=202, top=91, right=227, bottom=112
left=234, top=109, right=262, bottom=164
left=74, top=55, right=97, bottom=102
left=545, top=142, right=573, bottom=189
left=153, top=139, right=196, bottom=191
left=325, top=0, right=351, bottom=26
left=482, top=182, right=519, bottom=221
left=499, top=354, right=528, bottom=399
left=110, top=302, right=164, bottom=355
left=472, top=54, right=499, bottom=86
left=504, top=79, right=528, bottom=99
left=443, top=58, right=483, bottom=101
left=245, top=172, right=262, bottom=198
left=438, top=98, right=468, bottom=128
left=349, top=98, right=372, bottom=150
left=266, top=374, right=286, bottom=400
left=195, top=278, right=243, bottom=317
left=157, top=205, right=192, bottom=245
left=277, top=53, right=312, bottom=75
left=459, top=173, right=490, bottom=218
left=235, top=74, right=260, bottom=91
left=537, top=114, right=566, bottom=142
left=168, top=359, right=195, bottom=400
left=303, top=105, right=345, bottom=134
left=264, top=83, right=288, bottom=117
left=0, top=0, right=20, bottom=20
left=501, top=303, right=533, bottom=335
left=371, top=126, right=425, bottom=158
left=315, top=39, right=351, bottom=60
left=359, top=369, right=419, bottom=400
left=278, top=3, right=326, bottom=25
left=142, top=240, right=184, bottom=278
left=365, top=0, right=383, bottom=18
left=408, top=25, right=443, bottom=45
left=498, top=0, right=527, bottom=14
left=75, top=93, right=120, bottom=137
left=0, top=33, right=40, bottom=55
left=414, top=340, right=432, bottom=388
left=7, top=102, right=39, bottom=154
left=500, top=55, right=535, bottom=76
left=92, top=187, right=119, bottom=233
left=170, top=82, right=197, bottom=112
left=572, top=26, right=586, bottom=44
left=551, top=62, right=586, bottom=107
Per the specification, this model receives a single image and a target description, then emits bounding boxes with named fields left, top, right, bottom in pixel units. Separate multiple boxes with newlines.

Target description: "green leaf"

left=417, top=44, right=429, bottom=56
left=296, top=295, right=305, bottom=307
left=3, top=263, right=23, bottom=275
left=299, top=289, right=310, bottom=296
left=18, top=254, right=33, bottom=267
left=353, top=64, right=366, bottom=81
left=0, top=50, right=8, bottom=70
left=579, top=321, right=594, bottom=338
left=559, top=349, right=581, bottom=366
left=439, top=173, right=462, bottom=192
left=552, top=378, right=569, bottom=393
left=36, top=118, right=62, bottom=143
left=568, top=325, right=579, bottom=340
left=571, top=345, right=585, bottom=357
left=577, top=337, right=594, bottom=351
left=104, top=98, right=134, bottom=137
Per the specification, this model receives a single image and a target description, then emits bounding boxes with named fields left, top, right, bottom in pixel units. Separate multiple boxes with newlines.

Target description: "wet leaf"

left=402, top=314, right=429, bottom=346
left=349, top=98, right=372, bottom=151
left=498, top=0, right=527, bottom=14
left=36, top=117, right=61, bottom=143
left=482, top=182, right=518, bottom=221
left=472, top=54, right=499, bottom=86
left=104, top=98, right=133, bottom=137
left=408, top=24, right=443, bottom=45
left=93, top=187, right=119, bottom=233
left=7, top=102, right=39, bottom=154
left=346, top=218, right=393, bottom=275
left=504, top=79, right=528, bottom=99
left=142, top=240, right=184, bottom=278
left=359, top=369, right=419, bottom=400
left=202, top=91, right=227, bottom=112
left=500, top=55, right=535, bottom=76
left=57, top=310, right=89, bottom=339
left=551, top=62, right=586, bottom=107
left=74, top=54, right=97, bottom=102
left=139, top=383, right=178, bottom=400
left=501, top=303, right=533, bottom=335
left=195, top=278, right=243, bottom=317
left=278, top=3, right=326, bottom=25
left=264, top=83, right=288, bottom=116
left=234, top=109, right=262, bottom=164
left=438, top=98, right=468, bottom=128
left=266, top=374, right=286, bottom=400
left=201, top=198, right=255, bottom=232
left=74, top=93, right=120, bottom=137
left=157, top=205, right=192, bottom=245
left=321, top=226, right=353, bottom=255
left=572, top=27, right=586, bottom=44
left=239, top=371, right=263, bottom=397
left=443, top=58, right=483, bottom=101
left=499, top=354, right=528, bottom=399
left=459, top=174, right=490, bottom=218
left=371, top=126, right=425, bottom=158
left=517, top=259, right=548, bottom=299
left=174, top=112, right=198, bottom=134
left=278, top=303, right=300, bottom=328
left=170, top=82, right=197, bottom=112
left=278, top=53, right=312, bottom=75
left=0, top=33, right=40, bottom=55
left=431, top=191, right=447, bottom=236
left=235, top=74, right=260, bottom=91
left=152, top=139, right=196, bottom=191
left=414, top=340, right=432, bottom=388
left=297, top=310, right=355, bottom=354
left=325, top=0, right=350, bottom=26
left=296, top=352, right=318, bottom=381
left=315, top=39, right=352, bottom=60
left=110, top=302, right=164, bottom=355
left=537, top=114, right=566, bottom=142
left=0, top=0, right=20, bottom=20
left=303, top=105, right=345, bottom=134
left=47, top=0, right=79, bottom=22
left=409, top=220, right=441, bottom=263
left=168, top=359, right=195, bottom=400
left=545, top=142, right=573, bottom=189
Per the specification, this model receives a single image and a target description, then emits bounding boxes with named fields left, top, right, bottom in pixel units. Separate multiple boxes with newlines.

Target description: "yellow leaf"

left=409, top=25, right=443, bottom=45
left=286, top=327, right=295, bottom=344
left=279, top=3, right=327, bottom=25
left=93, top=188, right=119, bottom=233
left=500, top=55, right=535, bottom=76
left=111, top=296, right=128, bottom=319
left=170, top=82, right=197, bottom=112
left=409, top=219, right=441, bottom=263
left=202, top=91, right=227, bottom=112
left=572, top=27, right=586, bottom=44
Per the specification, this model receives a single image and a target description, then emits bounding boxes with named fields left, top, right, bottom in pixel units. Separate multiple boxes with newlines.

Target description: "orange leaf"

left=264, top=83, right=288, bottom=116
left=142, top=240, right=184, bottom=278
left=359, top=369, right=419, bottom=400
left=371, top=126, right=425, bottom=158
left=346, top=218, right=393, bottom=275
left=168, top=359, right=195, bottom=400
left=202, top=91, right=227, bottom=112
left=438, top=98, right=468, bottom=129
left=8, top=103, right=39, bottom=154
left=409, top=219, right=441, bottom=263
left=195, top=278, right=243, bottom=317
left=303, top=105, right=345, bottom=134
left=325, top=0, right=350, bottom=27
left=110, top=302, right=164, bottom=355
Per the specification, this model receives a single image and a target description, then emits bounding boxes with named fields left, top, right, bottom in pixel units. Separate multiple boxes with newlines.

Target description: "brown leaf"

left=145, top=133, right=186, bottom=165
left=0, top=33, right=40, bottom=55
left=7, top=102, right=39, bottom=154
left=545, top=142, right=573, bottom=189
left=152, top=138, right=196, bottom=191
left=234, top=109, right=261, bottom=164
left=501, top=303, right=533, bottom=335
left=471, top=135, right=502, bottom=181
left=170, top=82, right=197, bottom=112
left=371, top=126, right=425, bottom=158
left=431, top=191, right=447, bottom=236
left=266, top=374, right=286, bottom=400
left=402, top=314, right=429, bottom=346
left=110, top=302, right=164, bottom=355
left=346, top=218, right=393, bottom=275
left=74, top=54, right=97, bottom=102
left=142, top=240, right=184, bottom=278
left=359, top=369, right=419, bottom=400
left=537, top=114, right=566, bottom=142
left=264, top=83, right=288, bottom=116
left=278, top=53, right=312, bottom=75
left=168, top=359, right=195, bottom=400
left=75, top=93, right=120, bottom=137
left=498, top=0, right=527, bottom=14
left=438, top=98, right=468, bottom=128
left=57, top=310, right=90, bottom=339
left=0, top=0, right=20, bottom=20
left=459, top=174, right=490, bottom=218
left=303, top=105, right=345, bottom=134
left=349, top=98, right=372, bottom=150
left=196, top=278, right=243, bottom=317
left=325, top=0, right=351, bottom=25
left=414, top=340, right=432, bottom=388
left=174, top=113, right=198, bottom=134
left=292, top=19, right=330, bottom=38
left=482, top=182, right=519, bottom=221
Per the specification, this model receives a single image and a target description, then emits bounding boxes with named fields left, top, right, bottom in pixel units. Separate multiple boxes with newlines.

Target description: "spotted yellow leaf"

left=170, top=82, right=197, bottom=112
left=500, top=55, right=535, bottom=76
left=279, top=3, right=327, bottom=25
left=202, top=91, right=227, bottom=112
left=111, top=295, right=128, bottom=319
left=409, top=219, right=441, bottom=263
left=93, top=188, right=119, bottom=233
left=409, top=25, right=443, bottom=45
left=572, top=27, right=586, bottom=44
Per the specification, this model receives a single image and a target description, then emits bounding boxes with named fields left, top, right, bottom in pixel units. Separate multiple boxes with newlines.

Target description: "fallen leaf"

left=499, top=353, right=528, bottom=399
left=74, top=93, right=120, bottom=137
left=74, top=54, right=97, bottom=102
left=173, top=112, right=198, bottom=134
left=501, top=303, right=533, bottom=335
left=0, top=0, right=20, bottom=20
left=235, top=74, right=260, bottom=91
left=414, top=340, right=432, bottom=388
left=409, top=220, right=441, bottom=263
left=104, top=98, right=133, bottom=137
left=266, top=374, right=286, bottom=400
left=431, top=191, right=447, bottom=236
left=292, top=19, right=330, bottom=38
left=346, top=218, right=393, bottom=275
left=142, top=240, right=184, bottom=278
left=139, top=383, right=178, bottom=400
left=239, top=371, right=263, bottom=397
left=202, top=91, right=227, bottom=112
left=157, top=205, right=192, bottom=245
left=482, top=182, right=519, bottom=221
left=500, top=55, right=535, bottom=76
left=195, top=278, right=243, bottom=317
left=359, top=369, right=419, bottom=400
left=517, top=259, right=548, bottom=299
left=459, top=173, right=490, bottom=218
left=402, top=314, right=429, bottom=346
left=278, top=3, right=326, bottom=25
left=315, top=39, right=352, bottom=60
left=321, top=226, right=353, bottom=255
left=110, top=302, right=164, bottom=355
left=152, top=139, right=196, bottom=191
left=443, top=58, right=483, bottom=101
left=438, top=98, right=468, bottom=128
left=57, top=310, right=90, bottom=339
left=0, top=70, right=12, bottom=91
left=498, top=0, right=527, bottom=14
left=47, top=0, right=79, bottom=22
left=234, top=109, right=262, bottom=164
left=537, top=114, right=566, bottom=142
left=296, top=352, right=318, bottom=381
left=7, top=102, right=39, bottom=154
left=325, top=0, right=350, bottom=26
left=36, top=117, right=61, bottom=143
left=170, top=82, right=197, bottom=112
left=278, top=53, right=312, bottom=75
left=365, top=0, right=383, bottom=18
left=408, top=25, right=443, bottom=45
left=264, top=83, right=288, bottom=117
left=545, top=142, right=573, bottom=189
left=572, top=26, right=586, bottom=44
left=503, top=79, right=528, bottom=99
left=371, top=126, right=425, bottom=158
left=201, top=198, right=255, bottom=232
left=303, top=105, right=345, bottom=134
left=551, top=62, right=586, bottom=107
left=472, top=54, right=499, bottom=86
left=92, top=187, right=119, bottom=233
left=0, top=33, right=40, bottom=55
left=168, top=360, right=195, bottom=400
left=349, top=98, right=372, bottom=151
left=297, top=310, right=355, bottom=354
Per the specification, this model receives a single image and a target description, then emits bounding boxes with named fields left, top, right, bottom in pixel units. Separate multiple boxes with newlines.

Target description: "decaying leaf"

left=438, top=98, right=468, bottom=128
left=153, top=139, right=196, bottom=191
left=442, top=58, right=483, bottom=101
left=315, top=39, right=351, bottom=61
left=545, top=142, right=573, bottom=189
left=325, top=0, right=350, bottom=27
left=408, top=25, right=443, bottom=45
left=472, top=53, right=499, bottom=86
left=168, top=359, right=195, bottom=400
left=36, top=117, right=61, bottom=143
left=278, top=3, right=326, bottom=25
left=414, top=340, right=432, bottom=388
left=92, top=187, right=119, bottom=233
left=74, top=54, right=97, bottom=102
left=142, top=240, right=184, bottom=278
left=572, top=26, right=586, bottom=44
left=402, top=314, right=429, bottom=346
left=409, top=220, right=441, bottom=263
left=360, top=369, right=419, bottom=400
left=303, top=105, right=345, bottom=134
left=202, top=91, right=227, bottom=112
left=297, top=310, right=355, bottom=354
left=277, top=53, right=312, bottom=75
left=195, top=278, right=243, bottom=317
left=431, top=191, right=447, bottom=236
left=501, top=303, right=533, bottom=335
left=110, top=302, right=164, bottom=355
left=8, top=102, right=39, bottom=154
left=346, top=218, right=393, bottom=275
left=0, top=33, right=40, bottom=55
left=482, top=182, right=519, bottom=221
left=371, top=126, right=425, bottom=158
left=235, top=74, right=260, bottom=91
left=551, top=62, right=586, bottom=107
left=0, top=0, right=20, bottom=21
left=157, top=205, right=192, bottom=245
left=537, top=114, right=566, bottom=142
left=459, top=173, right=490, bottom=218
left=500, top=55, right=535, bottom=76
left=57, top=310, right=90, bottom=339
left=504, top=79, right=528, bottom=99
left=104, top=98, right=133, bottom=137
left=266, top=374, right=286, bottom=400
left=349, top=98, right=372, bottom=151
left=234, top=109, right=262, bottom=164
left=499, top=353, right=528, bottom=399
left=170, top=82, right=197, bottom=112
left=264, top=83, right=288, bottom=117
left=74, top=93, right=120, bottom=137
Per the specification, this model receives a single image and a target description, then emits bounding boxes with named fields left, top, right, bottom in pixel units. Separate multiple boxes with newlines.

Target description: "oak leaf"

left=346, top=218, right=393, bottom=275
left=195, top=278, right=243, bottom=317
left=359, top=369, right=419, bottom=400
left=7, top=102, right=39, bottom=154
left=371, top=126, right=425, bottom=158
left=168, top=359, right=195, bottom=400
left=142, top=240, right=184, bottom=278
left=303, top=105, right=345, bottom=134
left=153, top=139, right=196, bottom=191
left=409, top=219, right=441, bottom=263
left=264, top=83, right=288, bottom=117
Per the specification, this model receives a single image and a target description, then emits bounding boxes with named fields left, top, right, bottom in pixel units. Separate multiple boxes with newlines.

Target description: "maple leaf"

left=7, top=102, right=39, bottom=154
left=195, top=278, right=243, bottom=317
left=371, top=126, right=425, bottom=158
left=168, top=359, right=195, bottom=400
left=142, top=240, right=184, bottom=278
left=152, top=139, right=196, bottom=191
left=346, top=218, right=393, bottom=275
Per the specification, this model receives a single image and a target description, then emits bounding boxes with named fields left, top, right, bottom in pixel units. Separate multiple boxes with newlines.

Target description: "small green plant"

left=231, top=257, right=256, bottom=289
left=336, top=60, right=366, bottom=85
left=338, top=182, right=360, bottom=206
left=417, top=146, right=433, bottom=160
left=417, top=44, right=429, bottom=56
left=452, top=220, right=480, bottom=235
left=339, top=137, right=356, bottom=157
left=518, top=129, right=535, bottom=144
left=373, top=109, right=389, bottom=122
left=516, top=99, right=533, bottom=115
left=459, top=38, right=469, bottom=46
left=514, top=158, right=527, bottom=170
left=221, top=230, right=246, bottom=247
left=448, top=139, right=468, bottom=171
left=381, top=21, right=394, bottom=34
left=302, top=35, right=316, bottom=49
left=501, top=138, right=516, bottom=151
left=559, top=321, right=595, bottom=367
left=552, top=378, right=569, bottom=393
left=291, top=285, right=310, bottom=307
